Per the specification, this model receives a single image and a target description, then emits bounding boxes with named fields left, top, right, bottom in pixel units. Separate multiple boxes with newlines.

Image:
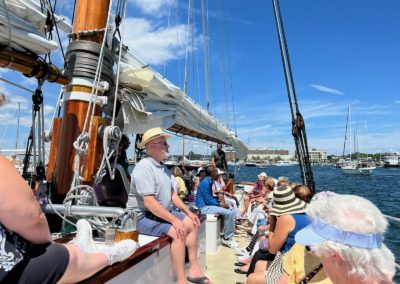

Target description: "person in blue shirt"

left=196, top=166, right=237, bottom=248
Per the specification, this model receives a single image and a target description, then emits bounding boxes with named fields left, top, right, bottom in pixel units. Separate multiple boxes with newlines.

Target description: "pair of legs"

left=247, top=260, right=269, bottom=284
left=138, top=211, right=209, bottom=284
left=200, top=205, right=235, bottom=240
left=58, top=243, right=109, bottom=283
left=242, top=196, right=265, bottom=216
left=7, top=242, right=109, bottom=284
left=167, top=215, right=208, bottom=284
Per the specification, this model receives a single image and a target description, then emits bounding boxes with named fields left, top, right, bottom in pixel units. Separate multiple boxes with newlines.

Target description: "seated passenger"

left=193, top=167, right=206, bottom=193
left=242, top=172, right=268, bottom=216
left=171, top=166, right=188, bottom=201
left=195, top=166, right=237, bottom=248
left=247, top=185, right=310, bottom=284
left=277, top=191, right=334, bottom=284
left=296, top=194, right=396, bottom=284
left=0, top=155, right=137, bottom=284
left=127, top=127, right=210, bottom=284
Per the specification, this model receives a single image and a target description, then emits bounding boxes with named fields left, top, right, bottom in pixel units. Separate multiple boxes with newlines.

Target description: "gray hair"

left=308, top=195, right=395, bottom=281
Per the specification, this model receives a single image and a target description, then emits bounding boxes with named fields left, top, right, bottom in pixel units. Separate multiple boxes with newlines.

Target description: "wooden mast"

left=48, top=0, right=111, bottom=194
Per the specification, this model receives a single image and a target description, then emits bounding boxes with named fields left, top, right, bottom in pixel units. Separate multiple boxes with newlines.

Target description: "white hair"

left=308, top=195, right=396, bottom=281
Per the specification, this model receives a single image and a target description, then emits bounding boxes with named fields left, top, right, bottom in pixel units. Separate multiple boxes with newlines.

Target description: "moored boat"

left=341, top=163, right=376, bottom=175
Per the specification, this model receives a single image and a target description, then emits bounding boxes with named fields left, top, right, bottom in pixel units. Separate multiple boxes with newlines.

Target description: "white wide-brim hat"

left=138, top=127, right=172, bottom=148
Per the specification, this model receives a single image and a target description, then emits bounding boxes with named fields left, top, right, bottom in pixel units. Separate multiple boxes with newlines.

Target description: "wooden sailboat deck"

left=205, top=230, right=249, bottom=284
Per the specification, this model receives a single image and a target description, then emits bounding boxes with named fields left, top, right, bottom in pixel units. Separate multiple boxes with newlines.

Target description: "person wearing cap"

left=211, top=143, right=227, bottom=171
left=195, top=166, right=237, bottom=248
left=193, top=167, right=206, bottom=193
left=127, top=127, right=210, bottom=284
left=295, top=194, right=396, bottom=284
left=247, top=185, right=310, bottom=284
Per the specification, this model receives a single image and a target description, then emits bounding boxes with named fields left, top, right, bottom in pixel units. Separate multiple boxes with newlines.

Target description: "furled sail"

left=0, top=0, right=71, bottom=55
left=118, top=49, right=248, bottom=159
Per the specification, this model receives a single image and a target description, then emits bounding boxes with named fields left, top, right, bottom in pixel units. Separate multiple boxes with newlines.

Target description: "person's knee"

left=183, top=217, right=196, bottom=232
left=247, top=273, right=257, bottom=284
left=64, top=244, right=80, bottom=270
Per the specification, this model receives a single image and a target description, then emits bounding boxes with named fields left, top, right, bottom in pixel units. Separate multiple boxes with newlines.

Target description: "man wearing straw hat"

left=127, top=127, right=211, bottom=284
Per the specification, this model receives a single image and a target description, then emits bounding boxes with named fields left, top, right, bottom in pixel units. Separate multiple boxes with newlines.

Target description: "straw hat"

left=138, top=127, right=172, bottom=148
left=270, top=185, right=307, bottom=216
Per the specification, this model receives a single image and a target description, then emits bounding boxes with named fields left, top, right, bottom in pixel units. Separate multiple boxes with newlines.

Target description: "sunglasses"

left=152, top=141, right=168, bottom=146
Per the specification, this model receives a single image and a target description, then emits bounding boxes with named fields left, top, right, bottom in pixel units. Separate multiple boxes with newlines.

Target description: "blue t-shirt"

left=195, top=176, right=219, bottom=208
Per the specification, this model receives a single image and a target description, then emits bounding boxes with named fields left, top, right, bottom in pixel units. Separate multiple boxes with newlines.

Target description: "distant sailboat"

left=341, top=106, right=375, bottom=175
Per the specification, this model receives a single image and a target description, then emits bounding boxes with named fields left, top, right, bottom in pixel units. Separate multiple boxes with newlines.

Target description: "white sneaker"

left=237, top=254, right=251, bottom=263
left=97, top=240, right=138, bottom=265
left=221, top=238, right=238, bottom=248
left=235, top=247, right=249, bottom=256
left=74, top=219, right=97, bottom=252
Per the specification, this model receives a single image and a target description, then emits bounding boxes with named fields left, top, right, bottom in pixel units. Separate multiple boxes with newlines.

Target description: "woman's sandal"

left=187, top=276, right=211, bottom=284
left=234, top=268, right=248, bottom=274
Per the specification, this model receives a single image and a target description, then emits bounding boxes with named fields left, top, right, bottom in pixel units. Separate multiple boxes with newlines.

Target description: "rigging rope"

left=183, top=0, right=192, bottom=94
left=45, top=0, right=66, bottom=64
left=70, top=0, right=114, bottom=188
left=271, top=0, right=315, bottom=192
left=201, top=0, right=210, bottom=112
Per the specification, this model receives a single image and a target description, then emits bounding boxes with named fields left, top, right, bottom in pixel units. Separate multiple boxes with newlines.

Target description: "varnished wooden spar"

left=0, top=48, right=69, bottom=85
left=50, top=0, right=111, bottom=194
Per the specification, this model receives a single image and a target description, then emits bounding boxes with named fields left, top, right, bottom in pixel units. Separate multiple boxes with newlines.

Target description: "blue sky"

left=1, top=0, right=399, bottom=157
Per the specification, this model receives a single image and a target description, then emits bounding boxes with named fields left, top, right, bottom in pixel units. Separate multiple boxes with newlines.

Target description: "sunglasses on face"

left=152, top=141, right=168, bottom=146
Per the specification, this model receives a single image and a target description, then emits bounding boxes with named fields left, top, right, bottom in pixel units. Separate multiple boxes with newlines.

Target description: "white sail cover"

left=118, top=50, right=248, bottom=159
left=0, top=0, right=71, bottom=55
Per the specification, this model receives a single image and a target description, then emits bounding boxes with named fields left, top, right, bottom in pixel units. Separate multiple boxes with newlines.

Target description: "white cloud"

left=128, top=0, right=175, bottom=16
left=123, top=17, right=199, bottom=66
left=310, top=84, right=344, bottom=96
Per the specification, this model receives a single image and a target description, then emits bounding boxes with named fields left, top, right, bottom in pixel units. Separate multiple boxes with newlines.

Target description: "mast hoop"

left=63, top=91, right=108, bottom=106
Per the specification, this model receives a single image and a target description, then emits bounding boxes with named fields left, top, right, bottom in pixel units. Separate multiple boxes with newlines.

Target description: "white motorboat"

left=341, top=163, right=376, bottom=175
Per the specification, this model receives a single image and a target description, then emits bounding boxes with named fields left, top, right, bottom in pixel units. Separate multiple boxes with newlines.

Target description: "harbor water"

left=231, top=165, right=400, bottom=282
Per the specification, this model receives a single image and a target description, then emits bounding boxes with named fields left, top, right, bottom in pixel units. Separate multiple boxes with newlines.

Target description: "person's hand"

left=220, top=203, right=229, bottom=209
left=187, top=211, right=200, bottom=227
left=172, top=218, right=187, bottom=241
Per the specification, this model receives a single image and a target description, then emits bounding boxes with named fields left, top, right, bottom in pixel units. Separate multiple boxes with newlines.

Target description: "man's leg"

left=181, top=216, right=206, bottom=279
left=167, top=226, right=188, bottom=284
left=201, top=206, right=235, bottom=240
